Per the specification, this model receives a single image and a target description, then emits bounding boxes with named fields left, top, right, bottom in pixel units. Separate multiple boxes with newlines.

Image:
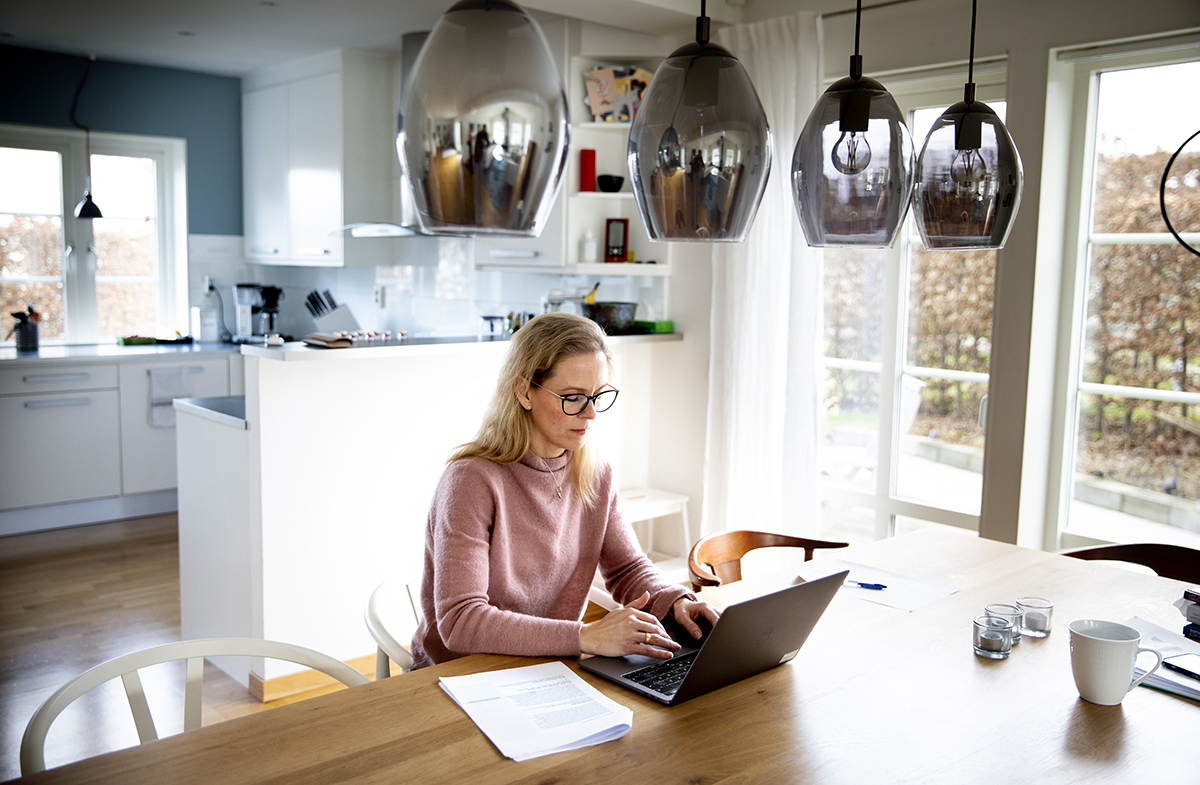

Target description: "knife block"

left=313, top=304, right=360, bottom=333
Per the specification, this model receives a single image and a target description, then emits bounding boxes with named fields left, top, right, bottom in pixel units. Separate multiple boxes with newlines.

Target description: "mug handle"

left=1129, top=647, right=1164, bottom=692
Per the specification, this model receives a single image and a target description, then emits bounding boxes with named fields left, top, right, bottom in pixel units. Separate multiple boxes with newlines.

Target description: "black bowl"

left=582, top=302, right=636, bottom=334
left=597, top=175, right=624, bottom=193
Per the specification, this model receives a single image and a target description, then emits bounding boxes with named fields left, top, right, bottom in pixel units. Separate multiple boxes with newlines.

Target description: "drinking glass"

left=1017, top=597, right=1053, bottom=637
left=973, top=616, right=1013, bottom=659
left=984, top=603, right=1023, bottom=645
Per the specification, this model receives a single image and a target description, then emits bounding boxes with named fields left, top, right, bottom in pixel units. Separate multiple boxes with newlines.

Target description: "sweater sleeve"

left=429, top=462, right=583, bottom=658
left=595, top=467, right=693, bottom=620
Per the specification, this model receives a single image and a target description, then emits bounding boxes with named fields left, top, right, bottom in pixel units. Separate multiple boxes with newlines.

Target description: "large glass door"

left=819, top=69, right=1008, bottom=544
left=1059, top=56, right=1200, bottom=548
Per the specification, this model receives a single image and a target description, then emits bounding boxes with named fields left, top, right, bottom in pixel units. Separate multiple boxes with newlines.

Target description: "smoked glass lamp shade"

left=627, top=41, right=771, bottom=242
left=913, top=99, right=1023, bottom=249
left=791, top=75, right=914, bottom=247
left=74, top=191, right=102, bottom=219
left=397, top=0, right=570, bottom=237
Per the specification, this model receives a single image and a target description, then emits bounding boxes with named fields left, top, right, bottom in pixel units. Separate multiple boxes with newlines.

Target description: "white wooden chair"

left=20, top=637, right=370, bottom=775
left=364, top=574, right=421, bottom=678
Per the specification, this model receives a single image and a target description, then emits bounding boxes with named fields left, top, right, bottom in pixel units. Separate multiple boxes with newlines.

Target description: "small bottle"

left=581, top=229, right=598, bottom=263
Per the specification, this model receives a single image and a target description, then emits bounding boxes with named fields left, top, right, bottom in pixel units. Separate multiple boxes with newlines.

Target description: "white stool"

left=619, top=487, right=691, bottom=562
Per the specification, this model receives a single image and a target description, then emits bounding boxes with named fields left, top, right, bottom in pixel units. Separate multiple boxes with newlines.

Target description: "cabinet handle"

left=25, top=398, right=92, bottom=409
left=250, top=247, right=280, bottom=255
left=23, top=373, right=90, bottom=384
left=296, top=248, right=332, bottom=256
left=489, top=250, right=538, bottom=258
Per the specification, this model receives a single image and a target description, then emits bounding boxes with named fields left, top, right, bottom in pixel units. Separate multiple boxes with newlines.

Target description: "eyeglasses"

left=531, top=380, right=619, bottom=416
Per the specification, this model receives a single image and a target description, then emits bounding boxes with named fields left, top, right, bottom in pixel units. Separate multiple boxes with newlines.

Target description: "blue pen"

left=846, top=580, right=887, bottom=590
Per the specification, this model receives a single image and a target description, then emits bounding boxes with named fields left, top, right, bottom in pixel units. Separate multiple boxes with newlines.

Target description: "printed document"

left=440, top=661, right=633, bottom=761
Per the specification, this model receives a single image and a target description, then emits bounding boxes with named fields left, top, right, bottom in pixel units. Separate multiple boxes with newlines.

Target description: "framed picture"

left=605, top=218, right=629, bottom=263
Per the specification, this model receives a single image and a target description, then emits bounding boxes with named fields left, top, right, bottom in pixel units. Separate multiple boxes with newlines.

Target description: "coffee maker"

left=259, top=286, right=284, bottom=336
left=232, top=283, right=264, bottom=343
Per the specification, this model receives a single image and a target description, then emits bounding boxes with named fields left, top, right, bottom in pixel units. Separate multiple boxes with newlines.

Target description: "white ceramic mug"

left=1068, top=620, right=1163, bottom=705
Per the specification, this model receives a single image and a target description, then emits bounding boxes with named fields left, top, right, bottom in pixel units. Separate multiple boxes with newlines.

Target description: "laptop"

left=580, top=569, right=848, bottom=705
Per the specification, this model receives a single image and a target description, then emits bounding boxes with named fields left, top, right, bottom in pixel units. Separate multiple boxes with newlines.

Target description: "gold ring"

left=645, top=631, right=651, bottom=644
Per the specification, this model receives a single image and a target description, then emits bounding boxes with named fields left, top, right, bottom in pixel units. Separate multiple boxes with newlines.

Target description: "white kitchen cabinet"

left=242, top=84, right=291, bottom=261
left=242, top=50, right=392, bottom=267
left=118, top=358, right=230, bottom=495
left=0, top=364, right=121, bottom=509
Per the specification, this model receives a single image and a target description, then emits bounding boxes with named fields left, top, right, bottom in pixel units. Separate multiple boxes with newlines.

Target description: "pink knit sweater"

left=410, top=450, right=690, bottom=668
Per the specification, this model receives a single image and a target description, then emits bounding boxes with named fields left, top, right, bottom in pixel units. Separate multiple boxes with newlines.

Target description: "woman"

left=410, top=312, right=718, bottom=668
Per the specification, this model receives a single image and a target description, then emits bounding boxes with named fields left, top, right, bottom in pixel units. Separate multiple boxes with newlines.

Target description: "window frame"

left=0, top=123, right=188, bottom=344
left=817, top=61, right=1009, bottom=541
left=1045, top=43, right=1200, bottom=549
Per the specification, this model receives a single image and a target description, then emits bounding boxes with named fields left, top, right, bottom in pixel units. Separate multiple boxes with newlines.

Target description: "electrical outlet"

left=373, top=284, right=386, bottom=308
left=202, top=275, right=213, bottom=292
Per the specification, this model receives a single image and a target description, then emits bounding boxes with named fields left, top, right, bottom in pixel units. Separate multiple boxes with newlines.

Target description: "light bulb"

left=831, top=131, right=872, bottom=175
left=951, top=148, right=987, bottom=189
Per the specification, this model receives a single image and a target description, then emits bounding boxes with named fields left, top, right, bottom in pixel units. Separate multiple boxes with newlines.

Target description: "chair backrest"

left=688, top=530, right=850, bottom=590
left=1058, top=543, right=1200, bottom=584
left=20, top=637, right=369, bottom=775
left=364, top=574, right=419, bottom=679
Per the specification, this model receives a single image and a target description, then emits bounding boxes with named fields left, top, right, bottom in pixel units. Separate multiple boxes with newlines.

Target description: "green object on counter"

left=118, top=336, right=157, bottom=345
left=633, top=320, right=673, bottom=334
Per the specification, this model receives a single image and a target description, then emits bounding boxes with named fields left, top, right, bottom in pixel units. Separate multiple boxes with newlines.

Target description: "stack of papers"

left=1126, top=616, right=1200, bottom=702
left=798, top=559, right=959, bottom=612
left=440, top=661, right=632, bottom=761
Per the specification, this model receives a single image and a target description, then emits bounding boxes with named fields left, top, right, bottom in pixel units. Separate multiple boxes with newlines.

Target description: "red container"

left=579, top=149, right=596, bottom=192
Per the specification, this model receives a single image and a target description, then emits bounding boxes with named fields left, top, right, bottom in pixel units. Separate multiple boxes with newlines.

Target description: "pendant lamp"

left=70, top=56, right=102, bottom=219
left=397, top=0, right=569, bottom=238
left=913, top=0, right=1022, bottom=250
left=627, top=0, right=771, bottom=242
left=791, top=0, right=913, bottom=247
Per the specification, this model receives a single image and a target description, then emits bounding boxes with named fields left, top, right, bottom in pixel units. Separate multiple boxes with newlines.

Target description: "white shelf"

left=573, top=191, right=634, bottom=200
left=472, top=262, right=670, bottom=277
left=577, top=121, right=634, bottom=132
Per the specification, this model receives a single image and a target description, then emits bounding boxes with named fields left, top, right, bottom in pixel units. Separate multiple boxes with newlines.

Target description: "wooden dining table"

left=17, top=527, right=1196, bottom=784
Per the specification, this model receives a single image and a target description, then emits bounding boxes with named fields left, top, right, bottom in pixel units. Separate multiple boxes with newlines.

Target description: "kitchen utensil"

left=582, top=302, right=637, bottom=335
left=307, top=291, right=327, bottom=315
left=323, top=290, right=338, bottom=309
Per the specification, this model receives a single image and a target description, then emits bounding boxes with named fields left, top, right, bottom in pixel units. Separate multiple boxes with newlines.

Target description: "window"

left=0, top=124, right=187, bottom=344
left=1053, top=51, right=1200, bottom=548
left=819, top=65, right=1008, bottom=544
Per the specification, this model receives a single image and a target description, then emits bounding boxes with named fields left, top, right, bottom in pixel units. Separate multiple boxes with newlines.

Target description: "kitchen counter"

left=174, top=395, right=246, bottom=429
left=240, top=332, right=682, bottom=362
left=0, top=342, right=240, bottom=364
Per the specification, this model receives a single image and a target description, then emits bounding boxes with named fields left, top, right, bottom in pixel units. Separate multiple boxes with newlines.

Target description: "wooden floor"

left=0, top=514, right=339, bottom=782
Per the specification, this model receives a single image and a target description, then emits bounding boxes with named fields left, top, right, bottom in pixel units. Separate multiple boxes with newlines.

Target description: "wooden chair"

left=1058, top=543, right=1200, bottom=584
left=20, top=637, right=370, bottom=775
left=688, top=530, right=850, bottom=590
left=364, top=574, right=421, bottom=678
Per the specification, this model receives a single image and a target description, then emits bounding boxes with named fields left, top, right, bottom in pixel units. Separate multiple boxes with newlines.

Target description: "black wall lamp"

left=70, top=55, right=102, bottom=220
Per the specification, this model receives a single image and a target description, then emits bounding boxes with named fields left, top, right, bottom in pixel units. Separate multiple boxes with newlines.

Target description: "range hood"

left=339, top=31, right=430, bottom=239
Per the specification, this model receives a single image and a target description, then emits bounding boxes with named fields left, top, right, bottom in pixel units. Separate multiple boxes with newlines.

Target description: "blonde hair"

left=450, top=312, right=615, bottom=506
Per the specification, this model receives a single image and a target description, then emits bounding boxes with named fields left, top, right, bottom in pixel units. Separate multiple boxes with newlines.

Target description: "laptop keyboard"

left=622, top=652, right=698, bottom=696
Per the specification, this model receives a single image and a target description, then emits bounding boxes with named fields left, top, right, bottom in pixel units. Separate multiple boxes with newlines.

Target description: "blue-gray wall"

left=0, top=45, right=242, bottom=235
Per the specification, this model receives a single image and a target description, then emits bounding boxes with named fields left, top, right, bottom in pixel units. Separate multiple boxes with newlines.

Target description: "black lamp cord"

left=964, top=0, right=978, bottom=105
left=69, top=56, right=96, bottom=188
left=1160, top=128, right=1200, bottom=258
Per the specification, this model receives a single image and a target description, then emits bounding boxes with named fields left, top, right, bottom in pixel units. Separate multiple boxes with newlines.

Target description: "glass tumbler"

left=1016, top=597, right=1053, bottom=637
left=984, top=603, right=1023, bottom=645
left=973, top=616, right=1013, bottom=659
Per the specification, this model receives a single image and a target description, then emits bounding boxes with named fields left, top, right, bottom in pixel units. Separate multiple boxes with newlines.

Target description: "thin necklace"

left=538, top=455, right=563, bottom=499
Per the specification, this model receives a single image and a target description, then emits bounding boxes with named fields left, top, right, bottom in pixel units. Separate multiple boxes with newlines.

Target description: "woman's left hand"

left=671, top=597, right=721, bottom=640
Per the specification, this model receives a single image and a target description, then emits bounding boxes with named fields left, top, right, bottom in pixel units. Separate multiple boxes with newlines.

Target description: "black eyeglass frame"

left=530, top=380, right=620, bottom=416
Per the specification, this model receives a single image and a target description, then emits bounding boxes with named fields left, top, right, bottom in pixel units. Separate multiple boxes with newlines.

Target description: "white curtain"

left=703, top=14, right=824, bottom=537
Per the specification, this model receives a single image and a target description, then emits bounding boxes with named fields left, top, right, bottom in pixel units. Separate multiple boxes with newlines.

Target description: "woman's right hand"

left=580, top=591, right=681, bottom=659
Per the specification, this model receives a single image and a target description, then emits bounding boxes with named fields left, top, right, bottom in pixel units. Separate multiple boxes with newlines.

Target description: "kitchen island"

left=175, top=332, right=683, bottom=697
